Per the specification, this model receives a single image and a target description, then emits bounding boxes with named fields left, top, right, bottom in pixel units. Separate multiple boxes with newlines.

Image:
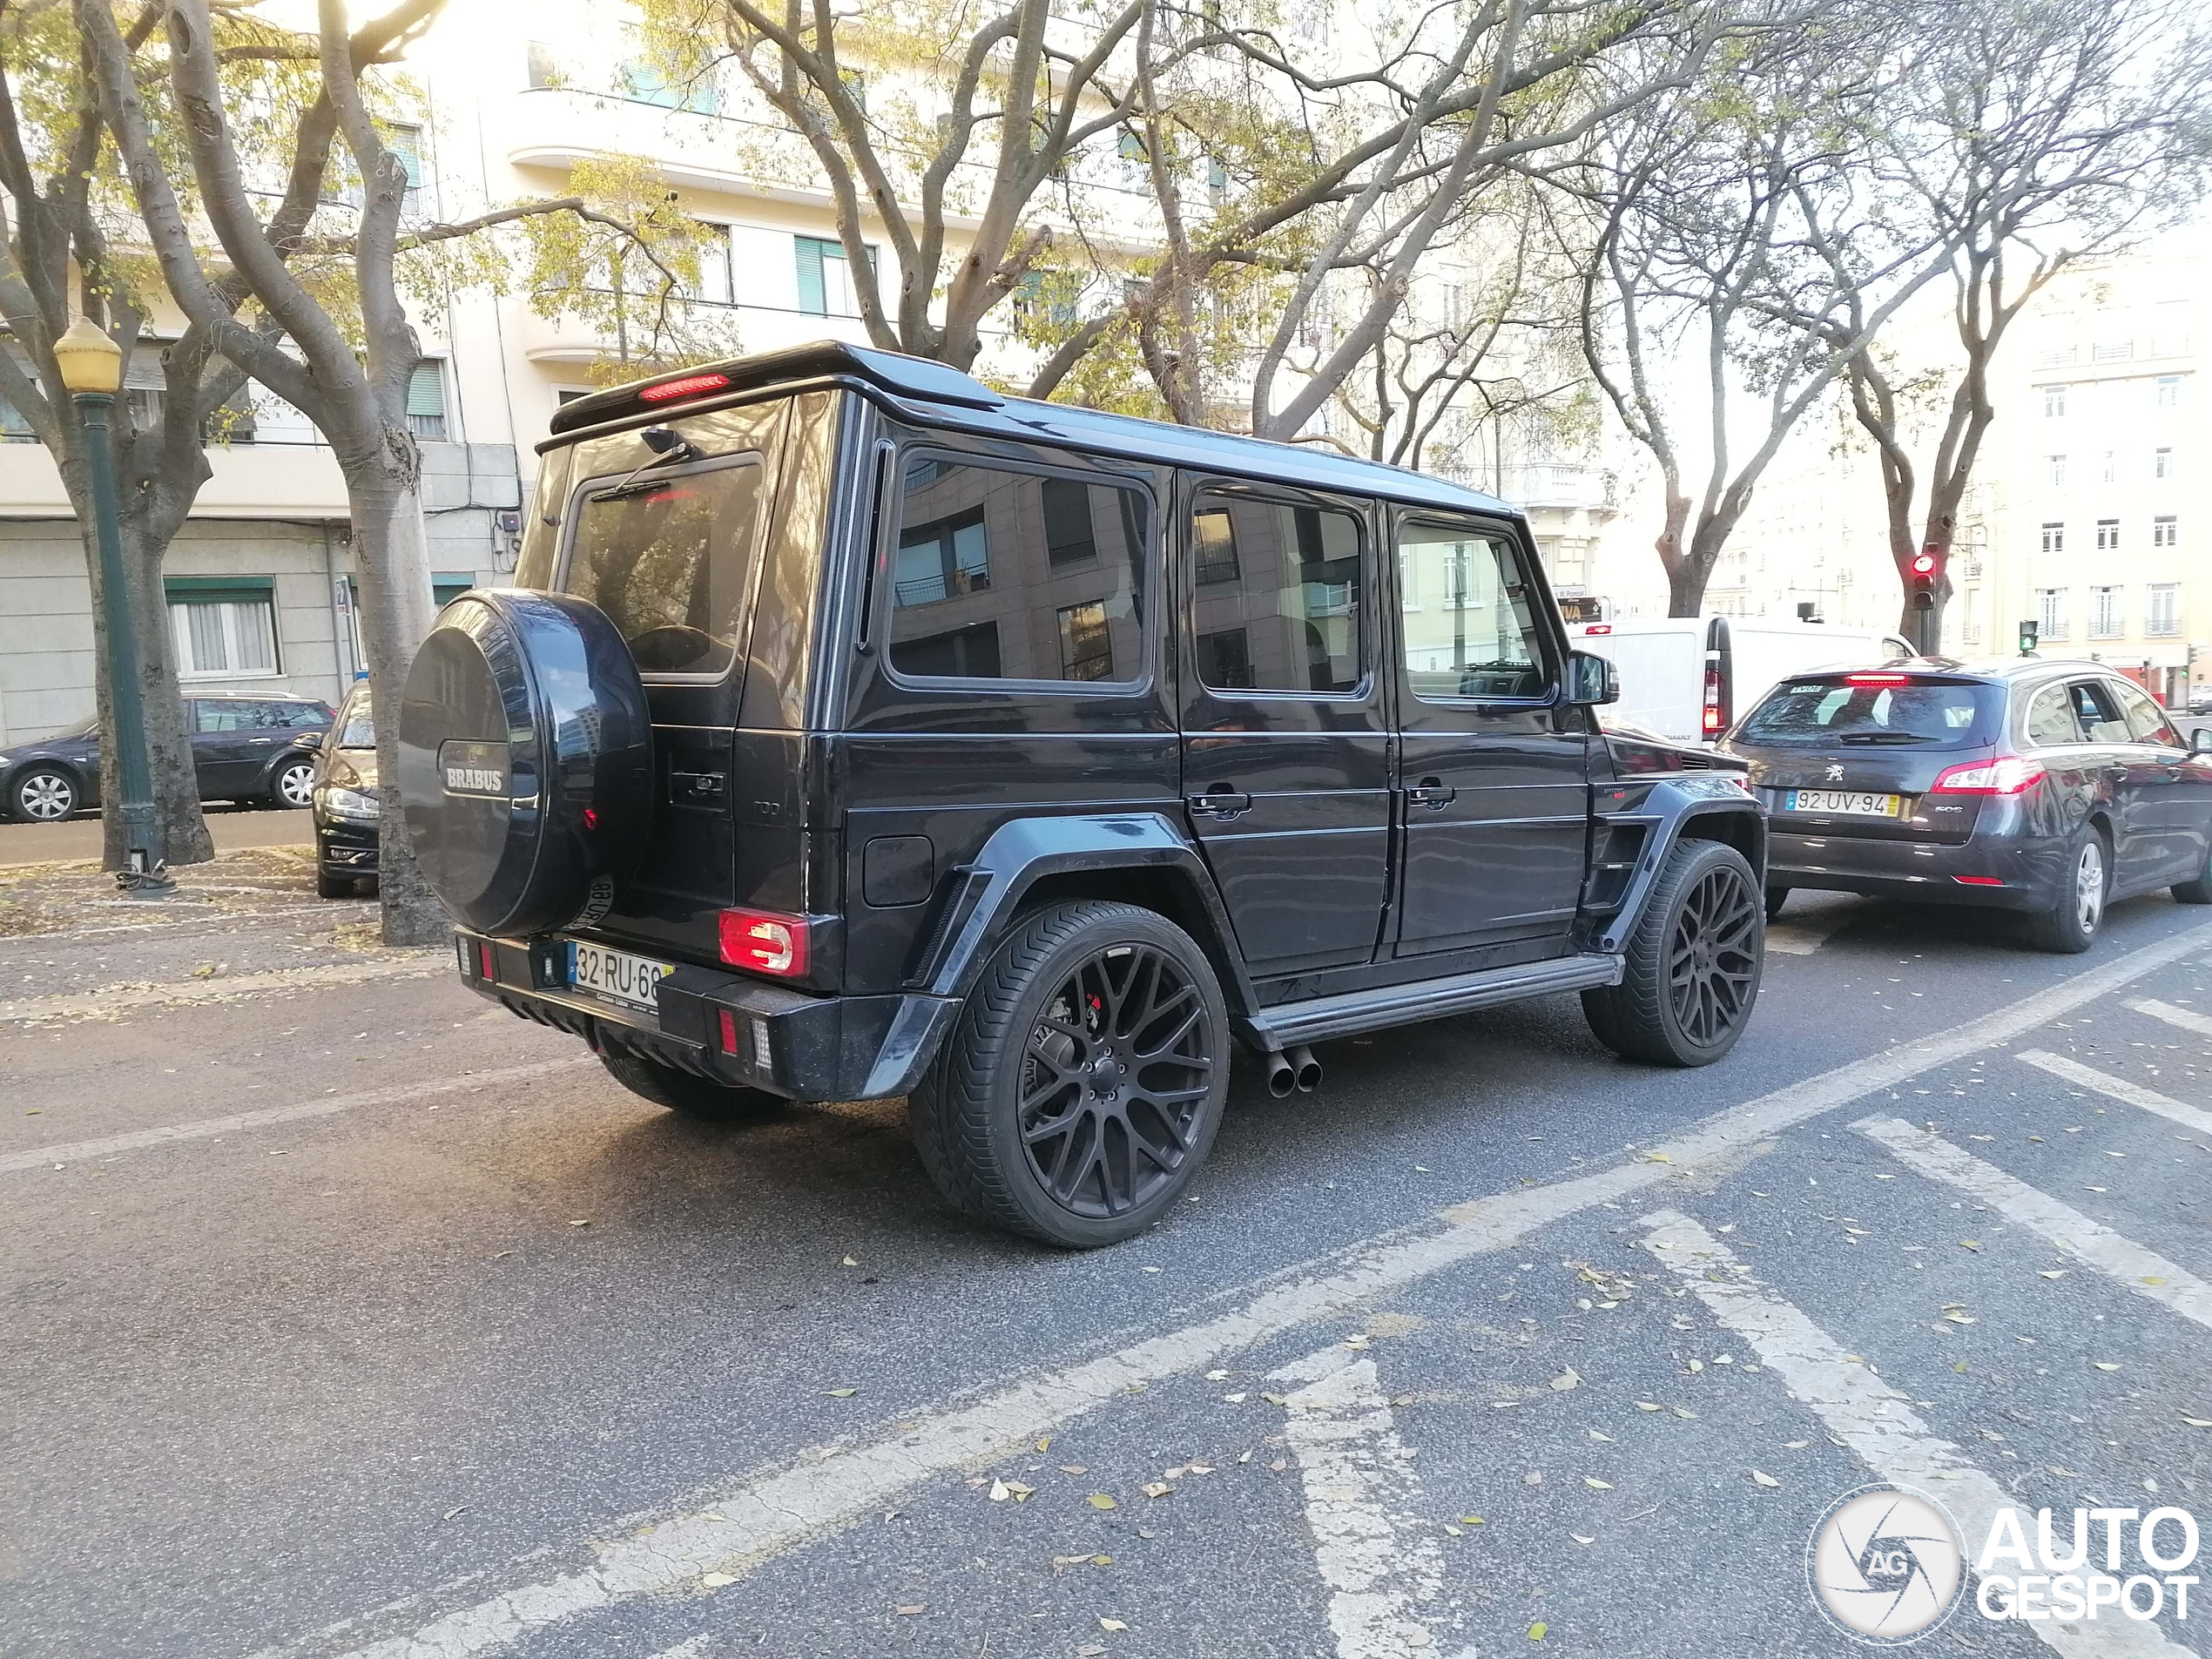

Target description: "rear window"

left=563, top=456, right=762, bottom=676
left=1737, top=677, right=2000, bottom=748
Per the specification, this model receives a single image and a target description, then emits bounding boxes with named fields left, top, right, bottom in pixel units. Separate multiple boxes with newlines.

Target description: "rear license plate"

left=565, top=938, right=671, bottom=1015
left=1784, top=788, right=1902, bottom=817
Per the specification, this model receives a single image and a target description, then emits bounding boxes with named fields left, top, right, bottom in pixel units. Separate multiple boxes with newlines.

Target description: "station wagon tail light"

left=1929, top=756, right=2047, bottom=796
left=719, top=907, right=808, bottom=977
left=1702, top=666, right=1724, bottom=734
left=638, top=371, right=731, bottom=404
left=1582, top=623, right=1613, bottom=635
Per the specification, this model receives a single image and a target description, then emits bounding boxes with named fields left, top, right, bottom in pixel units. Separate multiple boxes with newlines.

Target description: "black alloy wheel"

left=1017, top=941, right=1216, bottom=1221
left=1668, top=860, right=1761, bottom=1049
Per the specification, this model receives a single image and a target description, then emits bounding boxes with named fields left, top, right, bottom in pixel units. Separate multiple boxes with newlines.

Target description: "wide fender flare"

left=909, top=812, right=1253, bottom=1012
left=1594, top=779, right=1767, bottom=954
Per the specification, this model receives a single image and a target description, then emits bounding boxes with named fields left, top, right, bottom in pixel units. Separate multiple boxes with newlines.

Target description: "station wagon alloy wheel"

left=1667, top=862, right=1759, bottom=1049
left=14, top=768, right=76, bottom=820
left=276, top=759, right=317, bottom=808
left=2073, top=840, right=2105, bottom=936
left=1019, top=943, right=1216, bottom=1221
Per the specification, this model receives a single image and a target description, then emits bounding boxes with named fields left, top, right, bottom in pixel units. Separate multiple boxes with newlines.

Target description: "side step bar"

left=1246, top=953, right=1624, bottom=1049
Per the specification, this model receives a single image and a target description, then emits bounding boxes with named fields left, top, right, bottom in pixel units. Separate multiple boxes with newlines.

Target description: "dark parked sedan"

left=0, top=692, right=333, bottom=822
left=1722, top=658, right=2212, bottom=951
left=312, top=685, right=379, bottom=898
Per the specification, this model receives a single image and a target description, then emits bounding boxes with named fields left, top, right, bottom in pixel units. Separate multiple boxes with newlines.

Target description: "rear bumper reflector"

left=1952, top=874, right=2005, bottom=887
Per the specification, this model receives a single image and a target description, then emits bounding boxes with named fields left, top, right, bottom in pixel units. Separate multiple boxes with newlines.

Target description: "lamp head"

left=53, top=316, right=123, bottom=395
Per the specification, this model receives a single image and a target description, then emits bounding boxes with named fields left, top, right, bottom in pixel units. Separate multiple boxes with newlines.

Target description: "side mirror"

left=1566, top=649, right=1620, bottom=707
left=2192, top=727, right=2212, bottom=758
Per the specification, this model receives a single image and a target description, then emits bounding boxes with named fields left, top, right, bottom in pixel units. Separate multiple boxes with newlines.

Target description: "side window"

left=195, top=701, right=249, bottom=732
left=2115, top=680, right=2182, bottom=746
left=2070, top=681, right=2130, bottom=744
left=1396, top=522, right=1548, bottom=701
left=1189, top=490, right=1364, bottom=694
left=2021, top=683, right=2084, bottom=747
left=886, top=458, right=1148, bottom=686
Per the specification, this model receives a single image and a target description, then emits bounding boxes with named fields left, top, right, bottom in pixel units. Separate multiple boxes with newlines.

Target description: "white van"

left=1569, top=615, right=1914, bottom=745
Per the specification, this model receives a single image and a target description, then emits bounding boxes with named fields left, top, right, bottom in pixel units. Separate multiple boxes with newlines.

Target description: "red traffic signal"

left=1910, top=550, right=1939, bottom=577
left=1908, top=546, right=1945, bottom=610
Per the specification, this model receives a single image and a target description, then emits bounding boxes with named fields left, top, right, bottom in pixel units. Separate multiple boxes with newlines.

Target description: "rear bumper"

left=316, top=816, right=379, bottom=873
left=1767, top=815, right=2065, bottom=911
left=452, top=931, right=957, bottom=1103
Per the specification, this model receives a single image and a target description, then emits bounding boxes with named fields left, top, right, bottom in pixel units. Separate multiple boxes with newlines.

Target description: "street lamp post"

left=53, top=317, right=172, bottom=895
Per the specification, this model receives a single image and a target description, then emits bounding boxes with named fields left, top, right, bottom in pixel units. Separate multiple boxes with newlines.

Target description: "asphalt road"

left=0, top=800, right=314, bottom=867
left=5, top=869, right=2212, bottom=1658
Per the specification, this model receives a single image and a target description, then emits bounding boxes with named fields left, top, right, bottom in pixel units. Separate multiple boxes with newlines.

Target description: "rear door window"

left=2022, top=683, right=2085, bottom=747
left=2070, top=681, right=2131, bottom=744
left=563, top=455, right=763, bottom=677
left=2114, top=680, right=2183, bottom=747
left=1190, top=489, right=1365, bottom=695
left=885, top=457, right=1149, bottom=687
left=1737, top=678, right=2000, bottom=748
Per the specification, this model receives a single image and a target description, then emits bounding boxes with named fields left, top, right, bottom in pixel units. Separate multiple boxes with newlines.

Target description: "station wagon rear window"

left=563, top=456, right=762, bottom=676
left=1738, top=678, right=2000, bottom=748
left=887, top=459, right=1148, bottom=686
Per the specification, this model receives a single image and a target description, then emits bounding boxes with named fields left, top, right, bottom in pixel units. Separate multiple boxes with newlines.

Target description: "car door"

left=1179, top=480, right=1390, bottom=981
left=2066, top=678, right=2157, bottom=884
left=187, top=700, right=261, bottom=797
left=1389, top=513, right=1588, bottom=959
left=2112, top=678, right=2202, bottom=885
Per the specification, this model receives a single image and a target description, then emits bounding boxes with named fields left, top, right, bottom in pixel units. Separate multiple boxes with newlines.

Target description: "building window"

left=794, top=234, right=874, bottom=316
left=2047, top=454, right=2066, bottom=489
left=2040, top=522, right=2064, bottom=555
left=406, top=360, right=447, bottom=441
left=1961, top=585, right=1982, bottom=644
left=2037, top=587, right=2067, bottom=640
left=386, top=123, right=426, bottom=216
left=1117, top=129, right=1148, bottom=162
left=1191, top=509, right=1241, bottom=585
left=1055, top=600, right=1115, bottom=681
left=617, top=41, right=718, bottom=112
left=1042, top=475, right=1100, bottom=568
left=2156, top=447, right=2174, bottom=480
left=2093, top=337, right=2133, bottom=364
left=691, top=221, right=733, bottom=305
left=2154, top=515, right=2178, bottom=549
left=2089, top=585, right=2121, bottom=639
left=2095, top=518, right=2119, bottom=552
left=2148, top=583, right=2180, bottom=637
left=2044, top=385, right=2067, bottom=418
left=2101, top=451, right=2117, bottom=484
left=2157, top=376, right=2181, bottom=408
left=166, top=578, right=279, bottom=678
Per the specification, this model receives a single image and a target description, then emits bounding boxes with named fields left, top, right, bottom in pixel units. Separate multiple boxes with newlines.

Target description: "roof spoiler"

left=546, top=341, right=1004, bottom=437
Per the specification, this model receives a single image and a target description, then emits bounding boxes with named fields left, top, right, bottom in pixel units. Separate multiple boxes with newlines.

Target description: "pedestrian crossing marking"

left=2015, top=1050, right=2212, bottom=1137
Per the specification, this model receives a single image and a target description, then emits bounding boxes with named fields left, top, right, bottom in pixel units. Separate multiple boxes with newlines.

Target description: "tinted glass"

left=334, top=689, right=374, bottom=749
left=2071, top=681, right=2131, bottom=744
left=1398, top=523, right=1548, bottom=701
left=2021, top=683, right=2083, bottom=747
left=269, top=700, right=331, bottom=728
left=2115, top=681, right=2182, bottom=746
left=1189, top=493, right=1363, bottom=694
left=564, top=458, right=761, bottom=675
left=194, top=700, right=257, bottom=732
left=887, top=460, right=1147, bottom=685
left=1737, top=678, right=2000, bottom=747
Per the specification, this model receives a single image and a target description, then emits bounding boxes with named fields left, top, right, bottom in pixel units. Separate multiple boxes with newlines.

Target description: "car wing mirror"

left=2191, top=727, right=2212, bottom=758
left=1566, top=649, right=1620, bottom=707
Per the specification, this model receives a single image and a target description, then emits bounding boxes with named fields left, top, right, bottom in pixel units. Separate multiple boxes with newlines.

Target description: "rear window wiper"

left=1836, top=731, right=1937, bottom=743
left=591, top=428, right=700, bottom=502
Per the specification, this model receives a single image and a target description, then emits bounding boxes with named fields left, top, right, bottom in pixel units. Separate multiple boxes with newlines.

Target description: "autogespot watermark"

left=1806, top=1482, right=2202, bottom=1645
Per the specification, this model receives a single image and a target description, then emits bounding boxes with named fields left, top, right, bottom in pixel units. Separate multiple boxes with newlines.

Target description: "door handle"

left=1408, top=777, right=1457, bottom=809
left=1188, top=787, right=1252, bottom=820
left=249, top=737, right=274, bottom=744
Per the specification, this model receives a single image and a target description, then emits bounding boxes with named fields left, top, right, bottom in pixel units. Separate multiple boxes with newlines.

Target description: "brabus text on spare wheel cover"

left=437, top=739, right=510, bottom=799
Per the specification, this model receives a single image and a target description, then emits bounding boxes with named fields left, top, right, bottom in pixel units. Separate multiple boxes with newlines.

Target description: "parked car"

left=1568, top=614, right=1914, bottom=745
left=1722, top=658, right=2212, bottom=951
left=2188, top=687, right=2212, bottom=716
left=312, top=685, right=379, bottom=898
left=0, top=692, right=332, bottom=822
left=395, top=341, right=1768, bottom=1248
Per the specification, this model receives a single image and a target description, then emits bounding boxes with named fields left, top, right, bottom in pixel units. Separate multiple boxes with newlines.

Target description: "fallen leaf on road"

left=567, top=1219, right=591, bottom=1228
left=1061, top=1464, right=1089, bottom=1474
left=1524, top=1471, right=1543, bottom=1487
left=1078, top=1647, right=1107, bottom=1657
left=2182, top=1417, right=2212, bottom=1428
left=2142, top=1277, right=2168, bottom=1286
left=1634, top=1401, right=1662, bottom=1413
left=1088, top=1494, right=1117, bottom=1509
left=1269, top=1459, right=1287, bottom=1472
left=840, top=1255, right=859, bottom=1266
left=1529, top=1622, right=1548, bottom=1640
left=1750, top=1470, right=1781, bottom=1488
left=894, top=1604, right=925, bottom=1616
left=1942, top=1312, right=1976, bottom=1325
left=1037, top=1437, right=1050, bottom=1452
left=1583, top=1477, right=1613, bottom=1490
left=1461, top=1514, right=1485, bottom=1525
left=828, top=1387, right=858, bottom=1398
left=1959, top=1239, right=1980, bottom=1251
left=1672, top=1407, right=1697, bottom=1420
left=701, top=1573, right=736, bottom=1588
left=1223, top=1393, right=1247, bottom=1403
left=1784, top=1440, right=1809, bottom=1450
left=1100, top=1617, right=1129, bottom=1631
left=1187, top=1464, right=1215, bottom=1475
left=1645, top=1152, right=1672, bottom=1164
left=2094, top=1362, right=2122, bottom=1372
left=1141, top=1482, right=1174, bottom=1499
left=1345, top=1333, right=1371, bottom=1349
left=2039, top=1270, right=2068, bottom=1279
left=1092, top=1554, right=1112, bottom=1565
left=1685, top=1359, right=1703, bottom=1374
left=1571, top=1533, right=1595, bottom=1545
left=1205, top=1369, right=1230, bottom=1381
left=1262, top=1393, right=1288, bottom=1406
left=989, top=1480, right=1011, bottom=1501
left=1551, top=1368, right=1581, bottom=1392
left=1588, top=1430, right=1613, bottom=1442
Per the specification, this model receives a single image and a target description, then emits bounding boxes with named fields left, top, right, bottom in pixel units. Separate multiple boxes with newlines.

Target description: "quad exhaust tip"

left=1266, top=1045, right=1323, bottom=1096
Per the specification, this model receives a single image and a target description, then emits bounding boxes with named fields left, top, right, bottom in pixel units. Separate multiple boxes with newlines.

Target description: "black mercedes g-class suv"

left=398, top=342, right=1766, bottom=1248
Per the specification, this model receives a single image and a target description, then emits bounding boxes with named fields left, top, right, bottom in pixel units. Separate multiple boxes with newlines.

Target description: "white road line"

left=271, top=921, right=2212, bottom=1659
left=1854, top=1117, right=2212, bottom=1329
left=2128, top=998, right=2212, bottom=1041
left=2014, top=1049, right=2212, bottom=1137
left=0, top=1057, right=591, bottom=1176
left=1271, top=1350, right=1445, bottom=1659
left=1639, top=1210, right=2193, bottom=1659
left=0, top=953, right=447, bottom=1026
left=640, top=1640, right=711, bottom=1659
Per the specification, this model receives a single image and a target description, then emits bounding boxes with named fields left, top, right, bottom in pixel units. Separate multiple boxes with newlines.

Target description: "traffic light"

left=2019, top=619, right=2040, bottom=655
left=1908, top=546, right=1944, bottom=611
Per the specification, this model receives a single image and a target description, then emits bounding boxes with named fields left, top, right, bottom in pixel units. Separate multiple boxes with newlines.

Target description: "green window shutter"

left=795, top=237, right=827, bottom=314
left=165, top=575, right=274, bottom=606
left=406, top=361, right=445, bottom=418
left=388, top=125, right=424, bottom=188
left=432, top=572, right=474, bottom=609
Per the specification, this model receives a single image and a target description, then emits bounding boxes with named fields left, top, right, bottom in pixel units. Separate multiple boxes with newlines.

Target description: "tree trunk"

left=346, top=457, right=446, bottom=947
left=1656, top=489, right=1696, bottom=616
left=71, top=494, right=213, bottom=872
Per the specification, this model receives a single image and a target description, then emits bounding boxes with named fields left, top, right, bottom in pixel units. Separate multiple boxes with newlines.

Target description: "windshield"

left=563, top=456, right=762, bottom=676
left=334, top=690, right=374, bottom=749
left=55, top=714, right=100, bottom=739
left=1737, top=678, right=2000, bottom=749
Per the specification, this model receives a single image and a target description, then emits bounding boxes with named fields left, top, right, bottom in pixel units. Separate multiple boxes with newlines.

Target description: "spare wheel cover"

left=397, top=590, right=654, bottom=936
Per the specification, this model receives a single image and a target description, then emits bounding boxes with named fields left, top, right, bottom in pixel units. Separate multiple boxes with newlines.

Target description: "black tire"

left=2027, top=822, right=2108, bottom=952
left=1764, top=886, right=1790, bottom=923
left=909, top=900, right=1229, bottom=1249
left=10, top=765, right=78, bottom=822
left=270, top=756, right=318, bottom=810
left=316, top=867, right=354, bottom=899
left=2173, top=840, right=2212, bottom=906
left=1583, top=840, right=1764, bottom=1067
left=601, top=1053, right=781, bottom=1123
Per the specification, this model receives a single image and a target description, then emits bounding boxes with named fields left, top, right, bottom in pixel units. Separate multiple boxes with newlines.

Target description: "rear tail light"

left=719, top=907, right=809, bottom=977
left=478, top=941, right=496, bottom=980
left=1582, top=623, right=1613, bottom=635
left=638, top=370, right=732, bottom=404
left=1929, top=756, right=2047, bottom=796
left=1703, top=664, right=1725, bottom=735
left=1847, top=672, right=1912, bottom=685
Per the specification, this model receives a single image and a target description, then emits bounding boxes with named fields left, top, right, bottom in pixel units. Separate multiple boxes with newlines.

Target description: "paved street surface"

left=6, top=856, right=2212, bottom=1658
left=0, top=802, right=317, bottom=867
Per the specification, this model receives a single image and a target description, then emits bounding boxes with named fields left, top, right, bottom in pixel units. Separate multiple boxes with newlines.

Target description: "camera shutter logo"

left=1807, top=1484, right=1967, bottom=1644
